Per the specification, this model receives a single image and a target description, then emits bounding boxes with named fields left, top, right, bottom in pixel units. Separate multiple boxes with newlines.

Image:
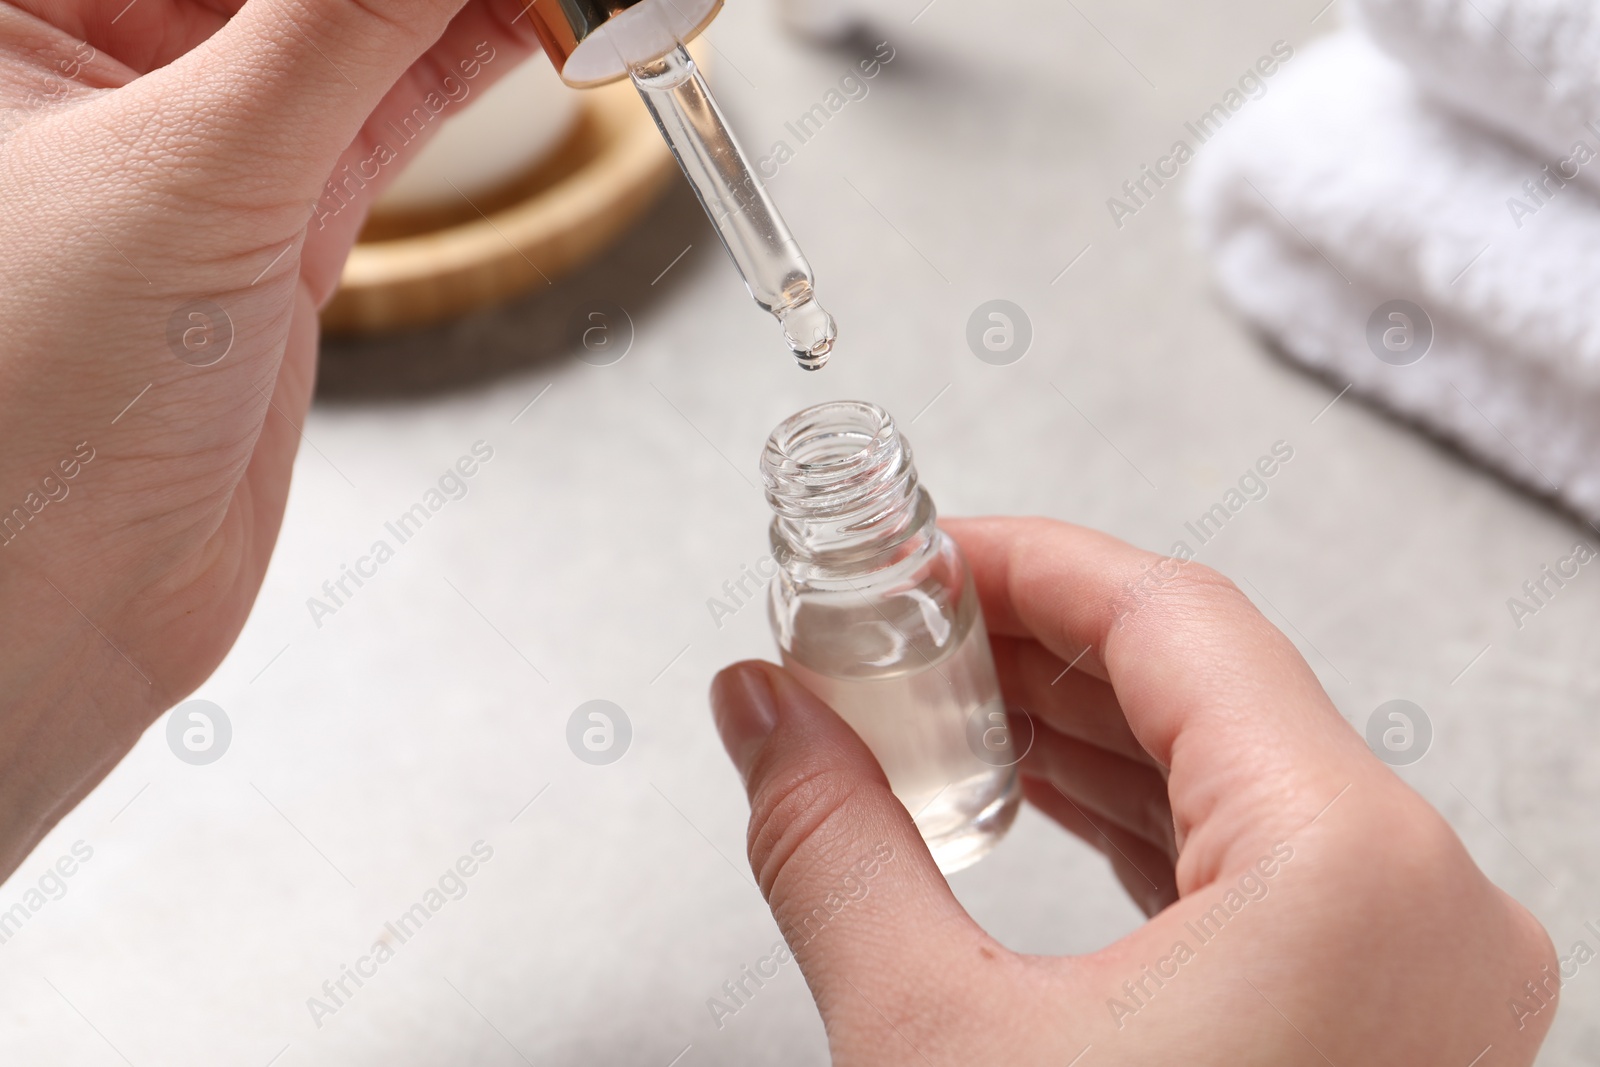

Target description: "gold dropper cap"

left=525, top=0, right=724, bottom=87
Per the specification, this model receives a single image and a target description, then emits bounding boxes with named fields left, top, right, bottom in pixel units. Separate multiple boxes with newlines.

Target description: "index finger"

left=945, top=516, right=1378, bottom=882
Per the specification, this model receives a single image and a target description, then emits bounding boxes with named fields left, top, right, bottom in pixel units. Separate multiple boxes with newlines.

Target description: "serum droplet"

left=779, top=298, right=837, bottom=371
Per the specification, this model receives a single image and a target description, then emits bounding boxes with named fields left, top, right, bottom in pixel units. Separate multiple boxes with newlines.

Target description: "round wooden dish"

left=321, top=75, right=677, bottom=335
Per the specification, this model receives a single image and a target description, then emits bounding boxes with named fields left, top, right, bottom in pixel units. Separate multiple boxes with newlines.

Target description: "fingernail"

left=712, top=663, right=780, bottom=781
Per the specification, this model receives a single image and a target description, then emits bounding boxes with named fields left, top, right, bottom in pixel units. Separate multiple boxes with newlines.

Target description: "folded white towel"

left=1186, top=32, right=1600, bottom=525
left=1351, top=0, right=1600, bottom=196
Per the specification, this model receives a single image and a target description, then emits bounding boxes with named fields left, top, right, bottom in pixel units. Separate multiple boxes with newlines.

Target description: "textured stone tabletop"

left=2, top=1, right=1596, bottom=1063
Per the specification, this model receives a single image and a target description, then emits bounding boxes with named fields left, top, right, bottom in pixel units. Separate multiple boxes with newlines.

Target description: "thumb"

left=139, top=0, right=499, bottom=197
left=711, top=662, right=988, bottom=1028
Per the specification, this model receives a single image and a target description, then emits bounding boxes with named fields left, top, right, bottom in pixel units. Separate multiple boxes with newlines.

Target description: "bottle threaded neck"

left=761, top=401, right=926, bottom=565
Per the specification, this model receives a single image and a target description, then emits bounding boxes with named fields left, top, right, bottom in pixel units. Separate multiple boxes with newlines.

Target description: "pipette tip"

left=780, top=298, right=837, bottom=371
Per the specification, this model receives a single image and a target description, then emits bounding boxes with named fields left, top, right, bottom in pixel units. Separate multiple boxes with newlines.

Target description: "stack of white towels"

left=1187, top=0, right=1600, bottom=525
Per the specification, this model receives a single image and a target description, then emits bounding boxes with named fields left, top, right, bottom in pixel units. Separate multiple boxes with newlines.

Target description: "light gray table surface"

left=4, top=1, right=1597, bottom=1063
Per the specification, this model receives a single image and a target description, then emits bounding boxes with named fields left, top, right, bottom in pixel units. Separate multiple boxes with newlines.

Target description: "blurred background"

left=3, top=0, right=1597, bottom=1062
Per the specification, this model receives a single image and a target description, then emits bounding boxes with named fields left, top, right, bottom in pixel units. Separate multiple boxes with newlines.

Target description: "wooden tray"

left=321, top=74, right=677, bottom=335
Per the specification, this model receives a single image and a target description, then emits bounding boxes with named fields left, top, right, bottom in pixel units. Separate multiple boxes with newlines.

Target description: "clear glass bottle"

left=760, top=400, right=1021, bottom=873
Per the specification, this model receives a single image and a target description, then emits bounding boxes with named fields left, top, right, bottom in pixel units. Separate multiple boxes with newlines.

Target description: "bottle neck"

left=761, top=401, right=934, bottom=580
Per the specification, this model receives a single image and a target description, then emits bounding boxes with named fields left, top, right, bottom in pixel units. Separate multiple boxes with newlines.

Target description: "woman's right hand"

left=709, top=516, right=1558, bottom=1065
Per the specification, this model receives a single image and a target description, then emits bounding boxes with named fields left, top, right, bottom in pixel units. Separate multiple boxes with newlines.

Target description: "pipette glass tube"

left=630, top=44, right=837, bottom=370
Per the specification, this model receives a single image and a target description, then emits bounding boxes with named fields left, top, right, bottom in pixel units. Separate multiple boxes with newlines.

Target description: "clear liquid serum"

left=761, top=401, right=1021, bottom=873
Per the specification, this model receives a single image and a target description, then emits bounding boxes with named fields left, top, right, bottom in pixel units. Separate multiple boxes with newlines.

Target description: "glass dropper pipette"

left=630, top=44, right=838, bottom=370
